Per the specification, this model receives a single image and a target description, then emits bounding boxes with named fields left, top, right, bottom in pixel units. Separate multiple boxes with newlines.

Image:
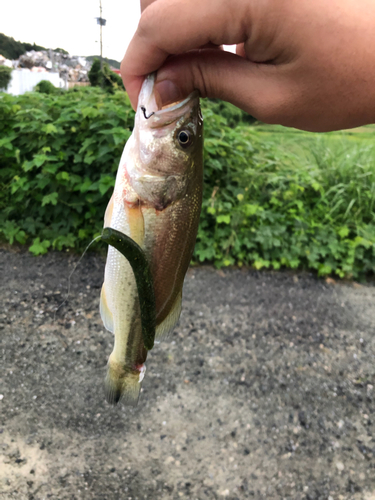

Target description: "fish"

left=100, top=73, right=203, bottom=405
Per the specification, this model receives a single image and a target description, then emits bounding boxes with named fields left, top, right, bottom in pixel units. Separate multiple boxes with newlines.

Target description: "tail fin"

left=104, top=360, right=145, bottom=406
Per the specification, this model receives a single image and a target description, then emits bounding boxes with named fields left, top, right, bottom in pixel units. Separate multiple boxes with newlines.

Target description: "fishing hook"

left=140, top=106, right=155, bottom=119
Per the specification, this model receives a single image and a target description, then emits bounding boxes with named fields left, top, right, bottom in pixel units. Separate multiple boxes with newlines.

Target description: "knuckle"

left=193, top=62, right=209, bottom=99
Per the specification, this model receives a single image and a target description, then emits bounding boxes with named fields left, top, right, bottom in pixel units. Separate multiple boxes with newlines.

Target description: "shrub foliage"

left=88, top=58, right=123, bottom=93
left=1, top=88, right=375, bottom=279
left=0, top=66, right=12, bottom=91
left=0, top=87, right=134, bottom=255
left=34, top=80, right=60, bottom=95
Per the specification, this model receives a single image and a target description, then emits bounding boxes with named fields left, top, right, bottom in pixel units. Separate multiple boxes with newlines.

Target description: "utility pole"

left=96, top=0, right=106, bottom=69
left=99, top=0, right=103, bottom=68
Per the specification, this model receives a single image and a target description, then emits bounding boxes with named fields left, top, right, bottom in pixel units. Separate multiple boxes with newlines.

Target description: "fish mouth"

left=137, top=73, right=199, bottom=128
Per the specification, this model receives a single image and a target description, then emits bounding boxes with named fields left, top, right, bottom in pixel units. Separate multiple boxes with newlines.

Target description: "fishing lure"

left=101, top=227, right=155, bottom=351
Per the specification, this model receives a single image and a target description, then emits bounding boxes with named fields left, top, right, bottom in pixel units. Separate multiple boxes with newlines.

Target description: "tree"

left=0, top=66, right=12, bottom=91
left=86, top=55, right=121, bottom=69
left=88, top=58, right=101, bottom=87
left=88, top=58, right=123, bottom=93
left=0, top=33, right=46, bottom=60
left=54, top=48, right=68, bottom=55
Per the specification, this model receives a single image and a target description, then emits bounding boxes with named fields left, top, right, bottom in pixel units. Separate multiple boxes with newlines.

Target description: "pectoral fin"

left=104, top=194, right=115, bottom=227
left=155, top=291, right=182, bottom=341
left=100, top=283, right=114, bottom=334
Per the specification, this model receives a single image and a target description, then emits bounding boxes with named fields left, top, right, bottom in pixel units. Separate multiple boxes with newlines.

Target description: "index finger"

left=121, top=0, right=248, bottom=106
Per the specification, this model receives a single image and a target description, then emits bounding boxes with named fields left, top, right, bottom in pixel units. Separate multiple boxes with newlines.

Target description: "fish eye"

left=177, top=129, right=193, bottom=148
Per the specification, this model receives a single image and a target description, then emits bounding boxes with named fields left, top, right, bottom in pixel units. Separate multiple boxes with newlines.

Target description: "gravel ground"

left=1, top=248, right=375, bottom=500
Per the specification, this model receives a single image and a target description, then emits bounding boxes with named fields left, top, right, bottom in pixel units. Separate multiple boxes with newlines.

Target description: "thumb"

left=154, top=49, right=290, bottom=124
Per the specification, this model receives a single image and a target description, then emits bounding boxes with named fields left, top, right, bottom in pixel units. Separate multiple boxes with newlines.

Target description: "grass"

left=195, top=116, right=375, bottom=278
left=249, top=124, right=375, bottom=226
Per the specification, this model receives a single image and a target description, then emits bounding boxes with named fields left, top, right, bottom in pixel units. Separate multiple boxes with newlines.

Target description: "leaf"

left=318, top=263, right=332, bottom=276
left=81, top=107, right=99, bottom=118
left=53, top=233, right=76, bottom=250
left=42, top=123, right=58, bottom=134
left=0, top=135, right=16, bottom=150
left=216, top=214, right=231, bottom=224
left=42, top=163, right=59, bottom=174
left=78, top=178, right=95, bottom=193
left=29, top=237, right=51, bottom=255
left=42, top=192, right=59, bottom=206
left=242, top=204, right=259, bottom=216
left=338, top=226, right=349, bottom=238
left=83, top=153, right=96, bottom=165
left=15, top=230, right=27, bottom=244
left=34, top=155, right=48, bottom=168
left=1, top=220, right=20, bottom=244
left=98, top=176, right=115, bottom=195
left=56, top=171, right=70, bottom=181
left=253, top=259, right=270, bottom=270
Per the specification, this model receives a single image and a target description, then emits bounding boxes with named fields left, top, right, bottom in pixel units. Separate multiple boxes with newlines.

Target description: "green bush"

left=88, top=58, right=123, bottom=93
left=0, top=87, right=134, bottom=254
left=0, top=66, right=12, bottom=91
left=34, top=80, right=59, bottom=95
left=195, top=109, right=375, bottom=278
left=0, top=88, right=374, bottom=279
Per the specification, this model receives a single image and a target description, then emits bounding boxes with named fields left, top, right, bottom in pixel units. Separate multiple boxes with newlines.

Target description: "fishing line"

left=54, top=235, right=102, bottom=321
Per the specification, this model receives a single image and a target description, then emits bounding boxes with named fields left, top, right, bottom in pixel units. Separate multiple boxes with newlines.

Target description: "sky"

left=1, top=1, right=141, bottom=62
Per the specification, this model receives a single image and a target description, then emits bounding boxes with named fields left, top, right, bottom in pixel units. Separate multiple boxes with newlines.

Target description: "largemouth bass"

left=100, top=73, right=203, bottom=405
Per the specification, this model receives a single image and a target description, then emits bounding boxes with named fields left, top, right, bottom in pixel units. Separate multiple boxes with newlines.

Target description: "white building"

left=5, top=68, right=66, bottom=95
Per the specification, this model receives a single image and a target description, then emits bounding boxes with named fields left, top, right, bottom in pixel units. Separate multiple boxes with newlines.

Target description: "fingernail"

left=154, top=79, right=181, bottom=107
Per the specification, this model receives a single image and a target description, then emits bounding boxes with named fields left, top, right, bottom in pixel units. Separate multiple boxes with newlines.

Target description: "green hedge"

left=34, top=79, right=61, bottom=95
left=0, top=87, right=134, bottom=254
left=0, top=66, right=12, bottom=91
left=199, top=113, right=375, bottom=278
left=1, top=88, right=375, bottom=278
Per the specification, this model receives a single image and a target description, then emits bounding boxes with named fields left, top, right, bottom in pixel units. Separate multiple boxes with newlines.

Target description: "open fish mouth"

left=137, top=73, right=199, bottom=128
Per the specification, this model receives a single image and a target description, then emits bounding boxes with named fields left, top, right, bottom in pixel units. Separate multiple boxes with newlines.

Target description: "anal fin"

left=155, top=291, right=182, bottom=341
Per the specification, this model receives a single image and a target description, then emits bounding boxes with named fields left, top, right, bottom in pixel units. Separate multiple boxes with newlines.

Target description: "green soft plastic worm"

left=101, top=227, right=156, bottom=351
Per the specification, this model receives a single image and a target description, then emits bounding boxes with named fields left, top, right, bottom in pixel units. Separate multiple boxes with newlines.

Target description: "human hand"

left=122, top=0, right=375, bottom=132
